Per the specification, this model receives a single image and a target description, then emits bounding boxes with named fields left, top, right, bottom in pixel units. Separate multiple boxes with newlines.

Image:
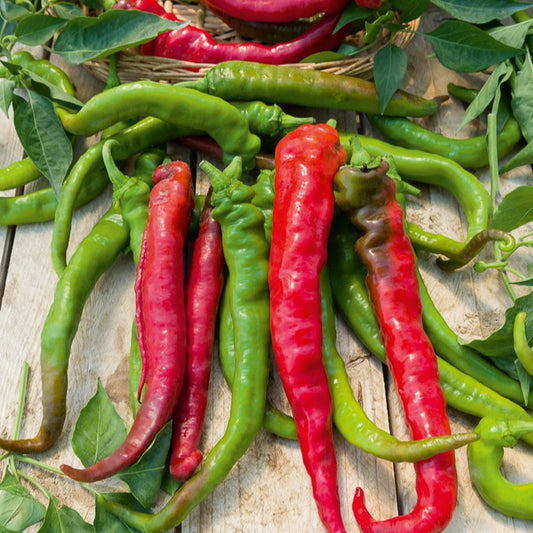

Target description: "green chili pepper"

left=0, top=158, right=43, bottom=191
left=0, top=203, right=130, bottom=453
left=327, top=213, right=533, bottom=448
left=218, top=283, right=297, bottom=440
left=102, top=156, right=271, bottom=530
left=0, top=168, right=109, bottom=226
left=513, top=311, right=533, bottom=376
left=419, top=276, right=533, bottom=407
left=366, top=113, right=522, bottom=169
left=229, top=100, right=314, bottom=138
left=467, top=416, right=533, bottom=520
left=7, top=51, right=76, bottom=97
left=181, top=60, right=441, bottom=117
left=59, top=82, right=261, bottom=171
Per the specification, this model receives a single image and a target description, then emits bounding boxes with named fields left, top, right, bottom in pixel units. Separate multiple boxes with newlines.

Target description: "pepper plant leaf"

left=38, top=496, right=94, bottom=533
left=15, top=14, right=69, bottom=46
left=0, top=470, right=46, bottom=531
left=464, top=292, right=533, bottom=358
left=374, top=41, right=407, bottom=114
left=117, top=422, right=172, bottom=508
left=12, top=89, right=72, bottom=197
left=492, top=185, right=533, bottom=232
left=391, top=0, right=429, bottom=22
left=52, top=10, right=185, bottom=64
left=430, top=0, right=533, bottom=24
left=0, top=0, right=31, bottom=22
left=71, top=379, right=127, bottom=468
left=0, top=78, right=14, bottom=116
left=94, top=493, right=147, bottom=533
left=489, top=19, right=533, bottom=49
left=334, top=3, right=373, bottom=33
left=50, top=2, right=85, bottom=20
left=511, top=50, right=533, bottom=143
left=24, top=70, right=82, bottom=109
left=424, top=20, right=523, bottom=72
left=457, top=60, right=513, bottom=131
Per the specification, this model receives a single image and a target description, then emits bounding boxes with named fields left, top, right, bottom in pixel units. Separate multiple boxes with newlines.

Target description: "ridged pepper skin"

left=334, top=158, right=457, bottom=533
left=269, top=123, right=347, bottom=533
left=61, top=161, right=194, bottom=483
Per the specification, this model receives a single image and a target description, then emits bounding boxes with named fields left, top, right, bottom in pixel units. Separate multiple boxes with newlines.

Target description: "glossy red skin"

left=197, top=0, right=350, bottom=22
left=61, top=161, right=194, bottom=483
left=169, top=198, right=225, bottom=482
left=269, top=124, right=347, bottom=533
left=354, top=0, right=381, bottom=7
left=350, top=165, right=457, bottom=532
left=128, top=0, right=350, bottom=64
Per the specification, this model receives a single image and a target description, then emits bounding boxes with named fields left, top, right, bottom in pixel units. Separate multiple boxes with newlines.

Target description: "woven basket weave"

left=84, top=1, right=420, bottom=83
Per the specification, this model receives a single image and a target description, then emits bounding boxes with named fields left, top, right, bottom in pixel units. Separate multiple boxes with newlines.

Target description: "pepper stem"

left=200, top=156, right=243, bottom=202
left=101, top=139, right=132, bottom=205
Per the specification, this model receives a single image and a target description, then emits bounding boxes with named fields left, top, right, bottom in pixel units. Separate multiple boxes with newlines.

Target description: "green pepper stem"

left=200, top=157, right=243, bottom=201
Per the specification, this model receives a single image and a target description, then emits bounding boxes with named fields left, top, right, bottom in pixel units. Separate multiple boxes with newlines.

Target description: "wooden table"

left=1, top=7, right=533, bottom=532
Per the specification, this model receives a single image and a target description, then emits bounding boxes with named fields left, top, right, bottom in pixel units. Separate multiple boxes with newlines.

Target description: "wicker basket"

left=84, top=2, right=420, bottom=83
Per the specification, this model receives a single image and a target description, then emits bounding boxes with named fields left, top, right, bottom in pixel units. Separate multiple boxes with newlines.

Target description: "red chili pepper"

left=354, top=0, right=381, bottom=8
left=169, top=192, right=225, bottom=482
left=269, top=123, right=347, bottom=533
left=121, top=0, right=351, bottom=64
left=197, top=0, right=350, bottom=22
left=334, top=155, right=457, bottom=533
left=61, top=161, right=194, bottom=483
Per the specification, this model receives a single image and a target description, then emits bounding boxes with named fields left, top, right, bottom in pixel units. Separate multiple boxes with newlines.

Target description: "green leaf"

left=492, top=185, right=533, bottom=231
left=466, top=292, right=533, bottom=358
left=391, top=0, right=429, bottom=22
left=0, top=78, right=14, bottom=116
left=37, top=497, right=94, bottom=533
left=374, top=42, right=407, bottom=114
left=511, top=275, right=533, bottom=287
left=457, top=60, right=512, bottom=130
left=430, top=0, right=533, bottom=24
left=51, top=2, right=86, bottom=20
left=489, top=18, right=533, bottom=49
left=12, top=90, right=72, bottom=197
left=117, top=423, right=172, bottom=508
left=94, top=493, right=147, bottom=533
left=511, top=51, right=533, bottom=143
left=53, top=10, right=185, bottom=64
left=334, top=3, right=374, bottom=33
left=499, top=138, right=533, bottom=173
left=424, top=19, right=523, bottom=72
left=515, top=359, right=533, bottom=406
left=79, top=0, right=105, bottom=11
left=15, top=14, right=68, bottom=46
left=0, top=470, right=46, bottom=531
left=71, top=379, right=127, bottom=468
left=24, top=70, right=82, bottom=110
left=0, top=0, right=31, bottom=22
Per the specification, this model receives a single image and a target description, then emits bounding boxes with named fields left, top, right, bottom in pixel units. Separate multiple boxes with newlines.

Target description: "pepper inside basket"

left=83, top=0, right=420, bottom=83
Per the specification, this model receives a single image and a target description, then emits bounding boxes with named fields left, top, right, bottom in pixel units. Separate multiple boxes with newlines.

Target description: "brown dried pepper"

left=61, top=161, right=194, bottom=483
left=269, top=123, right=348, bottom=533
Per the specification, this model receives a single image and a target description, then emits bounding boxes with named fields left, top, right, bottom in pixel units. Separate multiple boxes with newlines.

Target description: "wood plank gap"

left=0, top=223, right=16, bottom=308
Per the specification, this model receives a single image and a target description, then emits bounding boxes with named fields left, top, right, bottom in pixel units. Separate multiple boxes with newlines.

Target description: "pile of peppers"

left=0, top=49, right=532, bottom=533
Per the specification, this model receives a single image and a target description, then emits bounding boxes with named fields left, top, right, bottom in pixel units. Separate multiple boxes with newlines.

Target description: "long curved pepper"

left=61, top=160, right=194, bottom=483
left=334, top=142, right=457, bottom=533
left=269, top=123, right=348, bottom=533
left=169, top=190, right=225, bottom=481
